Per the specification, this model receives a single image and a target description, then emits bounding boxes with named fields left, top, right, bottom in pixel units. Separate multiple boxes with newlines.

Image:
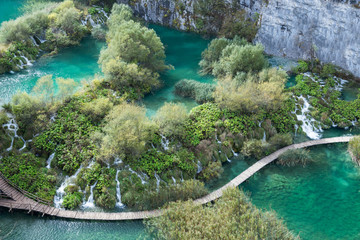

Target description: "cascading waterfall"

left=295, top=96, right=322, bottom=139
left=225, top=154, right=231, bottom=163
left=197, top=160, right=203, bottom=174
left=29, top=36, right=38, bottom=46
left=128, top=167, right=147, bottom=184
left=160, top=134, right=170, bottom=150
left=54, top=165, right=83, bottom=208
left=82, top=181, right=97, bottom=209
left=114, top=157, right=123, bottom=165
left=231, top=149, right=239, bottom=157
left=171, top=176, right=176, bottom=184
left=115, top=170, right=124, bottom=208
left=180, top=172, right=184, bottom=182
left=2, top=117, right=27, bottom=152
left=46, top=152, right=55, bottom=169
left=154, top=172, right=161, bottom=192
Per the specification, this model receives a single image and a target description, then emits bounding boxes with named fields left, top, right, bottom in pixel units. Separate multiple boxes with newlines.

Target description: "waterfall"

left=171, top=176, right=177, bottom=184
left=197, top=161, right=203, bottom=174
left=114, top=157, right=123, bottom=165
left=215, top=134, right=222, bottom=144
left=128, top=167, right=147, bottom=184
left=46, top=152, right=55, bottom=169
left=54, top=176, right=69, bottom=208
left=50, top=113, right=57, bottom=122
left=296, top=96, right=322, bottom=139
left=82, top=181, right=97, bottom=209
left=262, top=131, right=267, bottom=142
left=2, top=117, right=19, bottom=152
left=160, top=134, right=170, bottom=151
left=29, top=36, right=38, bottom=46
left=154, top=172, right=161, bottom=192
left=115, top=170, right=124, bottom=208
left=231, top=149, right=239, bottom=157
left=54, top=165, right=83, bottom=208
left=225, top=154, right=231, bottom=163
left=180, top=172, right=184, bottom=182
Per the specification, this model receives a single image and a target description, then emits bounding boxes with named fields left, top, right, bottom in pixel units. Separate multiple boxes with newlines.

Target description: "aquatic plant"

left=348, top=136, right=360, bottom=165
left=277, top=149, right=313, bottom=167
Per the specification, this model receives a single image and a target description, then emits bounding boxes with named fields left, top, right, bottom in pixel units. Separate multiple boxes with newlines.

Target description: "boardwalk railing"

left=0, top=171, right=52, bottom=206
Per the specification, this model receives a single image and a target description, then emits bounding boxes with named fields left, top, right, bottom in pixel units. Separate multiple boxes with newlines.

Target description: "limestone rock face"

left=117, top=0, right=197, bottom=31
left=118, top=0, right=360, bottom=77
left=256, top=0, right=360, bottom=77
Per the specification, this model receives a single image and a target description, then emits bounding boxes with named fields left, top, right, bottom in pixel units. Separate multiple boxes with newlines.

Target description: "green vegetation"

left=99, top=3, right=169, bottom=99
left=349, top=136, right=360, bottom=165
left=174, top=79, right=215, bottom=104
left=145, top=187, right=299, bottom=240
left=0, top=153, right=57, bottom=201
left=0, top=0, right=108, bottom=74
left=277, top=149, right=313, bottom=167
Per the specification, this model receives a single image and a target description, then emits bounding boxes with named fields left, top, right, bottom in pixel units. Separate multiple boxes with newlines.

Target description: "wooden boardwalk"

left=0, top=136, right=353, bottom=220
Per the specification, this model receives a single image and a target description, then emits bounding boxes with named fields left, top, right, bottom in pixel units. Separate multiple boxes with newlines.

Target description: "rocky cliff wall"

left=256, top=0, right=360, bottom=77
left=118, top=0, right=360, bottom=77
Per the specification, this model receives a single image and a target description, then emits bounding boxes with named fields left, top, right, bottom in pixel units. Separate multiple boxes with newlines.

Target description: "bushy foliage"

left=101, top=59, right=160, bottom=97
left=145, top=187, right=299, bottom=240
left=134, top=148, right=197, bottom=177
left=214, top=68, right=288, bottom=113
left=184, top=103, right=223, bottom=146
left=0, top=9, right=50, bottom=44
left=213, top=44, right=268, bottom=78
left=0, top=153, right=56, bottom=201
left=80, top=97, right=113, bottom=123
left=33, top=97, right=98, bottom=174
left=277, top=149, right=313, bottom=167
left=153, top=103, right=188, bottom=138
left=121, top=179, right=208, bottom=210
left=93, top=103, right=154, bottom=160
left=349, top=136, right=360, bottom=165
left=199, top=36, right=247, bottom=75
left=46, top=0, right=87, bottom=47
left=99, top=3, right=168, bottom=97
left=175, top=79, right=215, bottom=104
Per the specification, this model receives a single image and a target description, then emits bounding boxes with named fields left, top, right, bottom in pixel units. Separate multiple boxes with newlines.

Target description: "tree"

left=101, top=58, right=160, bottom=96
left=93, top=103, right=154, bottom=160
left=31, top=74, right=54, bottom=102
left=145, top=187, right=299, bottom=240
left=212, top=44, right=268, bottom=78
left=99, top=19, right=168, bottom=72
left=214, top=68, right=288, bottom=113
left=199, top=36, right=247, bottom=75
left=56, top=77, right=78, bottom=100
left=153, top=103, right=188, bottom=139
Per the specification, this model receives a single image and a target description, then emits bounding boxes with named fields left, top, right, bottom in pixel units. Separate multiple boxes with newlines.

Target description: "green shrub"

left=175, top=79, right=215, bottom=104
left=145, top=187, right=299, bottom=240
left=349, top=136, right=360, bottom=165
left=277, top=148, right=313, bottom=167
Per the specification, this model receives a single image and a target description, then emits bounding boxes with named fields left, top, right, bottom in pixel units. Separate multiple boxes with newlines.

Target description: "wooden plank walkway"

left=0, top=136, right=353, bottom=220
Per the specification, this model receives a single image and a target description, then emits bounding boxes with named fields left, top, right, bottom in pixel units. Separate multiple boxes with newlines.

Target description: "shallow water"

left=142, top=24, right=214, bottom=117
left=0, top=210, right=145, bottom=240
left=0, top=37, right=104, bottom=106
left=0, top=0, right=23, bottom=23
left=243, top=144, right=360, bottom=240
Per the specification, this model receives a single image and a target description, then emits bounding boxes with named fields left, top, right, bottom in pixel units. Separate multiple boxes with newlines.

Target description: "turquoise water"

left=0, top=0, right=23, bottom=23
left=0, top=37, right=104, bottom=105
left=0, top=210, right=145, bottom=240
left=243, top=144, right=360, bottom=240
left=142, top=25, right=214, bottom=116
